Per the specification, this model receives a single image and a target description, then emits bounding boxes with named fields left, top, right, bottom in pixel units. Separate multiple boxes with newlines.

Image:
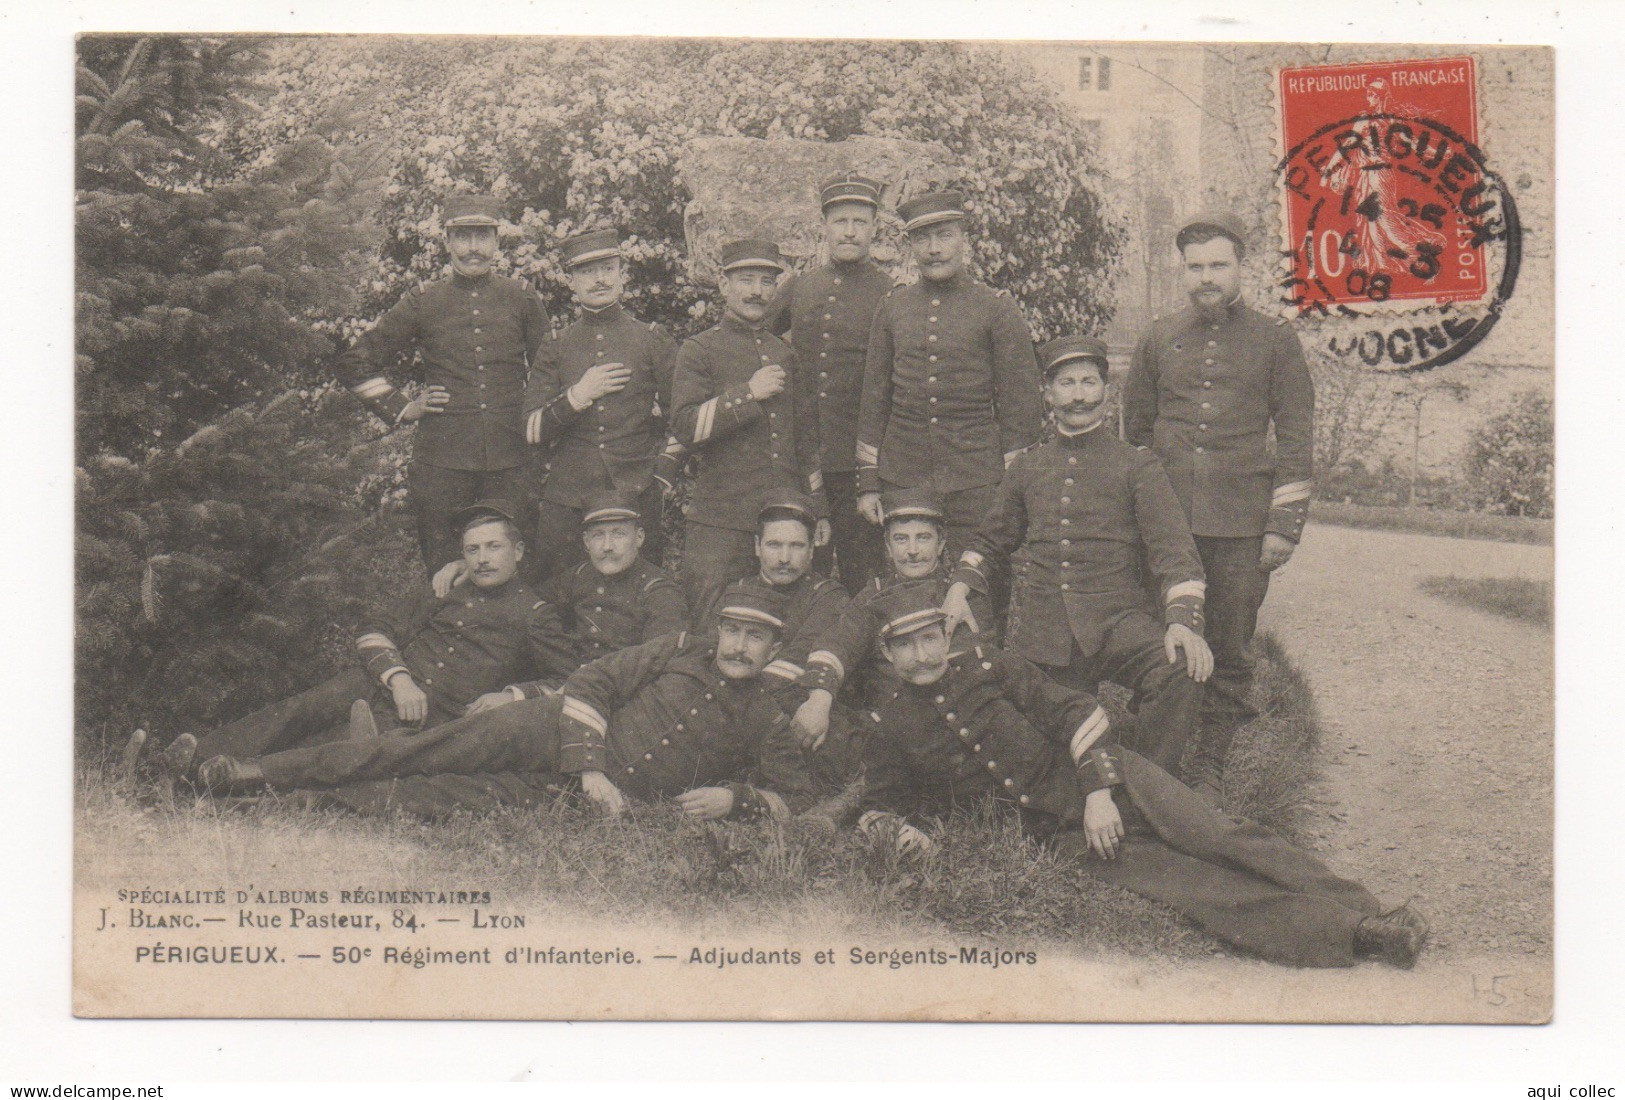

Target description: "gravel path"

left=1261, top=521, right=1553, bottom=987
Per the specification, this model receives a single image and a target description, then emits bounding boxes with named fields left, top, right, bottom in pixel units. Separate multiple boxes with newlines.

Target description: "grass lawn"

left=1419, top=575, right=1554, bottom=627
left=78, top=633, right=1322, bottom=962
left=1311, top=502, right=1552, bottom=546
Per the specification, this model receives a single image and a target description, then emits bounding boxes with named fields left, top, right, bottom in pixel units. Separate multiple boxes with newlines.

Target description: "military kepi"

left=758, top=490, right=820, bottom=532
left=1040, top=334, right=1111, bottom=379
left=561, top=228, right=622, bottom=269
left=442, top=194, right=502, bottom=228
left=880, top=487, right=945, bottom=525
left=580, top=489, right=642, bottom=527
left=820, top=171, right=882, bottom=211
left=716, top=583, right=788, bottom=632
left=719, top=239, right=786, bottom=273
left=898, top=189, right=967, bottom=233
left=1175, top=210, right=1247, bottom=253
left=449, top=498, right=520, bottom=533
left=871, top=578, right=949, bottom=641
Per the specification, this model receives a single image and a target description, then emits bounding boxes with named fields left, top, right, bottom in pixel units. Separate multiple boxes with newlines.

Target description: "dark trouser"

left=1056, top=750, right=1383, bottom=967
left=1041, top=610, right=1201, bottom=780
left=409, top=461, right=536, bottom=577
left=677, top=522, right=759, bottom=624
left=192, top=668, right=447, bottom=767
left=256, top=694, right=565, bottom=791
left=536, top=480, right=666, bottom=581
left=1189, top=535, right=1272, bottom=782
left=304, top=772, right=567, bottom=820
left=817, top=471, right=884, bottom=596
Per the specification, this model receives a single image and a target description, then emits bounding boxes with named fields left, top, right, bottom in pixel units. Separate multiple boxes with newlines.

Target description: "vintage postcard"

left=71, top=35, right=1554, bottom=1023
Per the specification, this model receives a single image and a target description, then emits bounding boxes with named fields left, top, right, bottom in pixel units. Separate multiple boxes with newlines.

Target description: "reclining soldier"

left=159, top=500, right=576, bottom=779
left=857, top=580, right=1429, bottom=970
left=192, top=584, right=812, bottom=824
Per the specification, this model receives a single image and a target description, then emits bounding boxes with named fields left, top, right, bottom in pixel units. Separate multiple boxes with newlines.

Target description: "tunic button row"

left=644, top=752, right=653, bottom=761
left=927, top=334, right=937, bottom=343
left=473, top=309, right=481, bottom=316
left=928, top=316, right=937, bottom=323
left=959, top=728, right=970, bottom=737
left=1060, top=583, right=1070, bottom=591
left=1201, top=402, right=1211, bottom=410
left=931, top=299, right=941, bottom=307
left=1204, top=358, right=1214, bottom=366
left=823, top=313, right=831, bottom=320
left=944, top=712, right=956, bottom=721
left=1064, top=478, right=1074, bottom=486
left=986, top=761, right=997, bottom=771
left=820, top=352, right=828, bottom=359
left=1196, top=446, right=1206, bottom=454
left=929, top=417, right=938, bottom=424
left=1061, top=538, right=1071, bottom=546
left=660, top=739, right=669, bottom=746
left=1061, top=561, right=1070, bottom=569
left=928, top=376, right=937, bottom=383
left=928, top=355, right=938, bottom=363
left=1003, top=778, right=1015, bottom=789
left=827, top=294, right=837, bottom=302
left=1198, top=423, right=1208, bottom=431
left=1068, top=457, right=1077, bottom=466
left=1019, top=794, right=1031, bottom=805
left=1060, top=496, right=1070, bottom=504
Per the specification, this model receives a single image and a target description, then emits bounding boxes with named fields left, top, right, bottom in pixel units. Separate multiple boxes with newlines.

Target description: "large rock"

left=677, top=135, right=960, bottom=286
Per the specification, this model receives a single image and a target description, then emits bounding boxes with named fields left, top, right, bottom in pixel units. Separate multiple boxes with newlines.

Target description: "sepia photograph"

left=62, top=29, right=1560, bottom=1025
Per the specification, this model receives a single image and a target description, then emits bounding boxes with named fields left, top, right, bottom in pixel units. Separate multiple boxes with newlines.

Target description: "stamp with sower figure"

left=1276, top=56, right=1521, bottom=373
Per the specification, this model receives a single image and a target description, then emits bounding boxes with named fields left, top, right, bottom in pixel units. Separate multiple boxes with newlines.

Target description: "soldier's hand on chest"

left=749, top=364, right=787, bottom=401
left=572, top=362, right=632, bottom=404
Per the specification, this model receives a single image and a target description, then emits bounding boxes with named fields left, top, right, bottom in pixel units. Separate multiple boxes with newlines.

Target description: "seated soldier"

left=193, top=584, right=812, bottom=824
left=943, top=336, right=1211, bottom=780
left=434, top=490, right=688, bottom=706
left=792, top=487, right=995, bottom=753
left=693, top=491, right=850, bottom=710
left=159, top=500, right=576, bottom=779
left=857, top=581, right=1429, bottom=970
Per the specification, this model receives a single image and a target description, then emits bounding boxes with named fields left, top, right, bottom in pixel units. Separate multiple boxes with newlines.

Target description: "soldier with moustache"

left=523, top=229, right=679, bottom=575
left=193, top=584, right=812, bottom=824
left=694, top=492, right=851, bottom=712
left=856, top=582, right=1428, bottom=970
left=766, top=172, right=894, bottom=593
left=854, top=189, right=1043, bottom=556
left=942, top=336, right=1211, bottom=779
left=336, top=195, right=550, bottom=574
left=668, top=240, right=828, bottom=615
left=789, top=487, right=994, bottom=753
left=1123, top=213, right=1314, bottom=800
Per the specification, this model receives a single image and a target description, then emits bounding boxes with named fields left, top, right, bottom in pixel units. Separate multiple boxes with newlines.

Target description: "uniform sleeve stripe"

left=560, top=697, right=608, bottom=736
left=1166, top=580, right=1206, bottom=603
left=1272, top=481, right=1313, bottom=506
left=1003, top=449, right=1022, bottom=469
left=527, top=409, right=545, bottom=444
left=1069, top=707, right=1110, bottom=763
left=808, top=650, right=845, bottom=680
left=808, top=470, right=824, bottom=493
left=351, top=378, right=394, bottom=400
left=377, top=664, right=408, bottom=687
left=764, top=659, right=805, bottom=680
left=960, top=551, right=985, bottom=571
left=855, top=442, right=879, bottom=467
left=356, top=633, right=396, bottom=650
left=693, top=398, right=719, bottom=443
left=662, top=436, right=686, bottom=457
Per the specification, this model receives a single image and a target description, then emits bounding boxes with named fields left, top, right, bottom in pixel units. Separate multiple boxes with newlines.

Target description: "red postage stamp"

left=1277, top=56, right=1493, bottom=315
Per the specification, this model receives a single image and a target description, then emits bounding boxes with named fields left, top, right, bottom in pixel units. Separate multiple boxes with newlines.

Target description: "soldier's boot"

left=347, top=699, right=379, bottom=741
left=1354, top=904, right=1429, bottom=969
left=119, top=728, right=147, bottom=790
left=197, top=755, right=266, bottom=795
left=160, top=733, right=198, bottom=778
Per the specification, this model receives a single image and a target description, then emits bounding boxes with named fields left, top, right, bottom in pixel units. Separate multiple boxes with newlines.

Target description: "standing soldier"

left=524, top=229, right=678, bottom=575
left=854, top=188, right=1042, bottom=555
left=336, top=194, right=550, bottom=575
left=767, top=172, right=894, bottom=593
left=669, top=239, right=827, bottom=615
left=943, top=336, right=1212, bottom=778
left=1123, top=213, right=1314, bottom=801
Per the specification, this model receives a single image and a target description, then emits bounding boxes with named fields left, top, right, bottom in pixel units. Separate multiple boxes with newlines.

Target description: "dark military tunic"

left=509, top=558, right=688, bottom=694
left=1123, top=301, right=1314, bottom=541
left=355, top=578, right=579, bottom=717
left=767, top=260, right=894, bottom=475
left=855, top=273, right=1042, bottom=495
left=859, top=646, right=1117, bottom=828
left=524, top=302, right=678, bottom=506
left=859, top=650, right=1389, bottom=968
left=955, top=424, right=1206, bottom=667
left=669, top=315, right=826, bottom=531
left=337, top=272, right=551, bottom=471
left=254, top=632, right=812, bottom=821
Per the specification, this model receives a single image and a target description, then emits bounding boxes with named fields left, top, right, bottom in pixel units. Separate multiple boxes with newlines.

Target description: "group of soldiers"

left=138, top=177, right=1427, bottom=970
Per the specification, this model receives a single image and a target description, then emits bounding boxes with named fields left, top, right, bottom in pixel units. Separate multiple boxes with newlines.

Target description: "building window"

left=1078, top=54, right=1112, bottom=91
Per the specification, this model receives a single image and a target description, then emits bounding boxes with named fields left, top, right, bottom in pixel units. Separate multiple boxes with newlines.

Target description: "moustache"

left=1062, top=397, right=1107, bottom=414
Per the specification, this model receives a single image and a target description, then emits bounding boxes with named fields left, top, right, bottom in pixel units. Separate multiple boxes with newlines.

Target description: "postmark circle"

left=1275, top=112, right=1522, bottom=374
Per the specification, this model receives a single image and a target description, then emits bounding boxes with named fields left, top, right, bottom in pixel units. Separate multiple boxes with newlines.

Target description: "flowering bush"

left=1463, top=392, right=1554, bottom=518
